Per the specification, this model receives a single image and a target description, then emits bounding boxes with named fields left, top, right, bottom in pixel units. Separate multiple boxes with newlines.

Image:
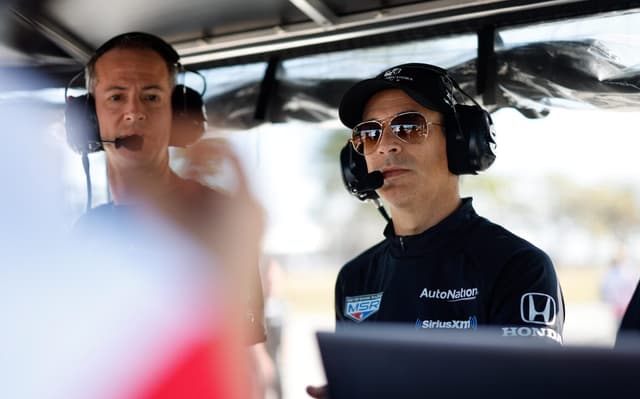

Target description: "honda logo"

left=520, top=293, right=556, bottom=326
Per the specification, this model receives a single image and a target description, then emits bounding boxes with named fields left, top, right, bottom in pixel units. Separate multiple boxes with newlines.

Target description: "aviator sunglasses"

left=350, top=111, right=442, bottom=155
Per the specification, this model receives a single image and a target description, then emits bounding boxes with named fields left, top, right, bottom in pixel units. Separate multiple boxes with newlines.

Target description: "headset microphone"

left=101, top=136, right=143, bottom=151
left=359, top=170, right=384, bottom=192
left=340, top=143, right=391, bottom=222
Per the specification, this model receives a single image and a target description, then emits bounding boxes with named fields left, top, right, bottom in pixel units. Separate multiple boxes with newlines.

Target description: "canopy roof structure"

left=3, top=0, right=640, bottom=124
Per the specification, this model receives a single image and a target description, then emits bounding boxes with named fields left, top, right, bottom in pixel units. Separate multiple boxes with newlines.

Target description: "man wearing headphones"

left=70, top=32, right=266, bottom=344
left=60, top=32, right=271, bottom=398
left=308, top=63, right=564, bottom=397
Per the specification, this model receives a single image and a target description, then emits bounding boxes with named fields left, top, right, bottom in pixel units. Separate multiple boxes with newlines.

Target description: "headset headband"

left=89, top=32, right=180, bottom=67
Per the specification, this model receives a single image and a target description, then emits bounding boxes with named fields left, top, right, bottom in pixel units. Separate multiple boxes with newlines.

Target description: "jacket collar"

left=383, top=197, right=477, bottom=255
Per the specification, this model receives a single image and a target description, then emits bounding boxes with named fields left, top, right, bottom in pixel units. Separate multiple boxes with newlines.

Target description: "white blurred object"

left=0, top=72, right=242, bottom=399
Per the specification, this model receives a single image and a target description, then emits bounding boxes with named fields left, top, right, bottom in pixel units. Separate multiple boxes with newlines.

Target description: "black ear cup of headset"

left=443, top=104, right=496, bottom=175
left=386, top=63, right=496, bottom=176
left=169, top=84, right=207, bottom=147
left=65, top=94, right=100, bottom=153
left=340, top=142, right=384, bottom=201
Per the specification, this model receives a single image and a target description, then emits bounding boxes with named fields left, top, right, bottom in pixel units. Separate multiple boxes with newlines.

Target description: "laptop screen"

left=317, top=326, right=640, bottom=399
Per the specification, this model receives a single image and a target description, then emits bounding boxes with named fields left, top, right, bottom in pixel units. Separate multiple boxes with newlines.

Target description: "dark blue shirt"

left=335, top=198, right=565, bottom=344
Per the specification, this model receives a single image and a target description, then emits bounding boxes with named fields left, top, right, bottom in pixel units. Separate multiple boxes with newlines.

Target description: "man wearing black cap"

left=308, top=62, right=564, bottom=398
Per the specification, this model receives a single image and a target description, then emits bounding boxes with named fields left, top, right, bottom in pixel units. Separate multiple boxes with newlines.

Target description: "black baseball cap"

left=339, top=63, right=455, bottom=128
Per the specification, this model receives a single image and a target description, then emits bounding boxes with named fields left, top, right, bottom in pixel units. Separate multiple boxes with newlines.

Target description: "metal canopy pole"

left=477, top=25, right=497, bottom=106
left=254, top=57, right=281, bottom=122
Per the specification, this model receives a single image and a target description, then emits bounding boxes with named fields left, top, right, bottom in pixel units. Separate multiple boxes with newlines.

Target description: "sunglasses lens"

left=390, top=113, right=427, bottom=143
left=351, top=113, right=428, bottom=154
left=353, top=122, right=383, bottom=154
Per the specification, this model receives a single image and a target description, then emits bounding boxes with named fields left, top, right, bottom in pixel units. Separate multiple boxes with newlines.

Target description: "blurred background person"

left=600, top=244, right=640, bottom=322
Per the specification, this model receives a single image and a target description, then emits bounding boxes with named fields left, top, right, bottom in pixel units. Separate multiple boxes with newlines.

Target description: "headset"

left=438, top=70, right=496, bottom=176
left=340, top=63, right=496, bottom=219
left=340, top=142, right=390, bottom=222
left=63, top=32, right=207, bottom=211
left=64, top=32, right=207, bottom=155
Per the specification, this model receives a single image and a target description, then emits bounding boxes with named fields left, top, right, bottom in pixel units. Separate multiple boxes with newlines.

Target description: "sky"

left=490, top=107, right=640, bottom=185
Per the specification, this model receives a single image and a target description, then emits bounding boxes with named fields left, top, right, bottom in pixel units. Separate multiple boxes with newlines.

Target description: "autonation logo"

left=416, top=316, right=478, bottom=330
left=419, top=287, right=478, bottom=302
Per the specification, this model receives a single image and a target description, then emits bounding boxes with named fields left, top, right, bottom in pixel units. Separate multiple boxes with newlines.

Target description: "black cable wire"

left=81, top=152, right=92, bottom=212
left=372, top=198, right=391, bottom=223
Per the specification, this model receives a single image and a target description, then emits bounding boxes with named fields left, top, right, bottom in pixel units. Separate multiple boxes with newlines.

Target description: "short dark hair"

left=85, top=32, right=179, bottom=94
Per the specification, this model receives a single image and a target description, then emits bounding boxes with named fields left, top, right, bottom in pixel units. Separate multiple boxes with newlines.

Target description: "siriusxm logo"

left=416, top=316, right=478, bottom=330
left=419, top=287, right=478, bottom=302
left=345, top=292, right=383, bottom=322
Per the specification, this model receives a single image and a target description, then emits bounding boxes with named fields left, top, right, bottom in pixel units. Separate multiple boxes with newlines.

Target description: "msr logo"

left=345, top=292, right=383, bottom=322
left=520, top=293, right=557, bottom=326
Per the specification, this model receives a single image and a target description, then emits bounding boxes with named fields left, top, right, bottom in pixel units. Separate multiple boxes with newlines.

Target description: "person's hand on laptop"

left=306, top=384, right=328, bottom=398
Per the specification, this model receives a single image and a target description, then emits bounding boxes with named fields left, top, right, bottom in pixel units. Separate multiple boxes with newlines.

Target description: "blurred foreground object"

left=0, top=74, right=252, bottom=399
